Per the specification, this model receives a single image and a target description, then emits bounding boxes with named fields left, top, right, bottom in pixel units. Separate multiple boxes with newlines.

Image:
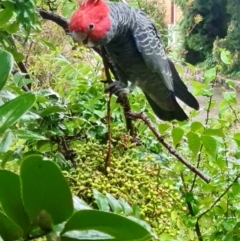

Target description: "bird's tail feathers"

left=168, top=59, right=199, bottom=110
left=144, top=92, right=188, bottom=121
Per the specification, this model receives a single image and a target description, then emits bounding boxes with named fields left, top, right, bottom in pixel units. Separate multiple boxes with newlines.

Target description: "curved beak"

left=71, top=31, right=88, bottom=45
left=71, top=31, right=95, bottom=48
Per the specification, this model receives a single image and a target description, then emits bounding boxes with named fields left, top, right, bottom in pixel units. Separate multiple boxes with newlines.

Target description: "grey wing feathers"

left=132, top=11, right=173, bottom=91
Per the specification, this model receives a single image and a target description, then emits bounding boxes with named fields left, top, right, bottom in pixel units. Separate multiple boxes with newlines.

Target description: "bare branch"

left=127, top=111, right=211, bottom=183
left=37, top=8, right=69, bottom=34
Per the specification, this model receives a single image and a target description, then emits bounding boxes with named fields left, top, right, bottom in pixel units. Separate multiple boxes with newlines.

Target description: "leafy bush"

left=0, top=1, right=240, bottom=241
left=174, top=0, right=229, bottom=64
left=0, top=154, right=153, bottom=240
left=213, top=1, right=240, bottom=76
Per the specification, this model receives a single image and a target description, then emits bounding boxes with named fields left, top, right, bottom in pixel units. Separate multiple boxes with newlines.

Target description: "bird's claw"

left=105, top=81, right=129, bottom=97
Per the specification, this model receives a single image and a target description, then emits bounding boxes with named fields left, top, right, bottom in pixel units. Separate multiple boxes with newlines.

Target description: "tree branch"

left=37, top=8, right=69, bottom=34
left=127, top=111, right=211, bottom=183
left=197, top=173, right=240, bottom=221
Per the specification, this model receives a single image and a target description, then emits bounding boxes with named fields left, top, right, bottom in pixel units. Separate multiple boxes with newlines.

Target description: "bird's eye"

left=88, top=23, right=95, bottom=30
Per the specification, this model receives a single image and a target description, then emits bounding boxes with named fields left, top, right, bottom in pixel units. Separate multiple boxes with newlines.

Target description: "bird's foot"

left=104, top=81, right=130, bottom=97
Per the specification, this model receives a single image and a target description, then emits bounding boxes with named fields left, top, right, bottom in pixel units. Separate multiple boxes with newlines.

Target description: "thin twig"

left=17, top=62, right=31, bottom=91
left=105, top=94, right=112, bottom=169
left=180, top=174, right=203, bottom=241
left=127, top=111, right=211, bottom=183
left=190, top=74, right=217, bottom=191
left=228, top=103, right=240, bottom=124
left=37, top=8, right=69, bottom=34
left=197, top=173, right=240, bottom=221
left=101, top=47, right=113, bottom=169
left=25, top=40, right=35, bottom=67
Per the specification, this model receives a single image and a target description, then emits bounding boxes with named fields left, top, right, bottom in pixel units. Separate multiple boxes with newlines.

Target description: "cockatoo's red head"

left=69, top=0, right=111, bottom=47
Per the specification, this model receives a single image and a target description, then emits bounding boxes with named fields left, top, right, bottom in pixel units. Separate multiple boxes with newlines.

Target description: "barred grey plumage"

left=70, top=1, right=199, bottom=121
left=70, top=0, right=199, bottom=121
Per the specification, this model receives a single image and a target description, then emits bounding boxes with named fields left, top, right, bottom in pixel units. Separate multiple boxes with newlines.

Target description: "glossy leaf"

left=0, top=170, right=30, bottom=235
left=93, top=189, right=110, bottom=212
left=20, top=155, right=73, bottom=224
left=0, top=50, right=13, bottom=91
left=11, top=129, right=47, bottom=140
left=106, top=193, right=122, bottom=214
left=61, top=210, right=152, bottom=241
left=0, top=93, right=36, bottom=135
left=0, top=212, right=23, bottom=241
left=132, top=204, right=141, bottom=219
left=73, top=196, right=91, bottom=211
left=118, top=197, right=133, bottom=216
left=0, top=130, right=12, bottom=152
left=61, top=230, right=115, bottom=241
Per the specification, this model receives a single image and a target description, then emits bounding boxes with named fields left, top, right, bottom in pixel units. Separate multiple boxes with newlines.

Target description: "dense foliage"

left=213, top=0, right=240, bottom=75
left=0, top=0, right=240, bottom=241
left=174, top=0, right=229, bottom=64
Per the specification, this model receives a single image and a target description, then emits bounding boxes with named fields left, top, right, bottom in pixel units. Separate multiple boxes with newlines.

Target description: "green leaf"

left=6, top=21, right=20, bottom=34
left=223, top=232, right=233, bottom=241
left=171, top=127, right=184, bottom=146
left=1, top=150, right=16, bottom=168
left=158, top=123, right=171, bottom=134
left=184, top=192, right=194, bottom=202
left=61, top=210, right=152, bottom=241
left=202, top=88, right=214, bottom=97
left=191, top=121, right=204, bottom=132
left=20, top=155, right=73, bottom=225
left=118, top=197, right=133, bottom=216
left=186, top=132, right=201, bottom=158
left=73, top=196, right=92, bottom=211
left=0, top=9, right=13, bottom=27
left=185, top=62, right=196, bottom=72
left=223, top=92, right=237, bottom=104
left=0, top=93, right=36, bottom=135
left=220, top=50, right=232, bottom=65
left=132, top=204, right=140, bottom=219
left=0, top=130, right=12, bottom=152
left=191, top=81, right=207, bottom=95
left=203, top=128, right=225, bottom=138
left=234, top=133, right=240, bottom=147
left=106, top=193, right=122, bottom=214
left=231, top=182, right=240, bottom=195
left=0, top=212, right=23, bottom=241
left=61, top=1, right=77, bottom=18
left=0, top=50, right=14, bottom=91
left=201, top=135, right=217, bottom=157
left=0, top=170, right=30, bottom=235
left=93, top=189, right=110, bottom=212
left=11, top=129, right=47, bottom=140
left=40, top=106, right=66, bottom=117
left=204, top=68, right=216, bottom=85
left=61, top=230, right=115, bottom=241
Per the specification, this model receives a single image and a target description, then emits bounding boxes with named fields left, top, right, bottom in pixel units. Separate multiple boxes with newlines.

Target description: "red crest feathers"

left=69, top=0, right=111, bottom=40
